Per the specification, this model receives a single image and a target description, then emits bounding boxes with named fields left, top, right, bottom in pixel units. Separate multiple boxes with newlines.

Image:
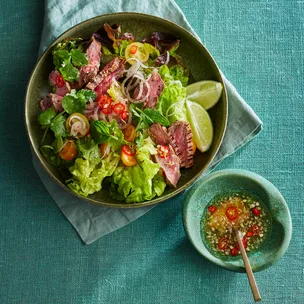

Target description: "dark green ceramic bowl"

left=25, top=13, right=228, bottom=208
left=183, top=169, right=292, bottom=272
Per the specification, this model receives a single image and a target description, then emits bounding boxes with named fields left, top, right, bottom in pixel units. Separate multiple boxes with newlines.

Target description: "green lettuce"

left=110, top=137, right=166, bottom=203
left=157, top=65, right=187, bottom=123
left=66, top=151, right=120, bottom=197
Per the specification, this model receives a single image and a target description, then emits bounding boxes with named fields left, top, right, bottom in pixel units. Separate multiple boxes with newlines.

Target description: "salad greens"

left=37, top=23, right=219, bottom=203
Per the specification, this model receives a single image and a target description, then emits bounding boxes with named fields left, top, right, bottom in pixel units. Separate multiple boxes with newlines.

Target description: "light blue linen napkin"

left=33, top=0, right=262, bottom=244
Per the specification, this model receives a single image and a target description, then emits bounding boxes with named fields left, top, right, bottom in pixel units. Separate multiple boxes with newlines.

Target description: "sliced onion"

left=164, top=51, right=170, bottom=65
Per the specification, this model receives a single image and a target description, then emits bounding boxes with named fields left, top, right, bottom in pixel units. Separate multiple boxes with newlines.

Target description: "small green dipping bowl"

left=183, top=169, right=292, bottom=272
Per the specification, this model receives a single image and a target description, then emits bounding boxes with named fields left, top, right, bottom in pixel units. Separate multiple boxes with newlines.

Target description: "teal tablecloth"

left=1, top=1, right=303, bottom=303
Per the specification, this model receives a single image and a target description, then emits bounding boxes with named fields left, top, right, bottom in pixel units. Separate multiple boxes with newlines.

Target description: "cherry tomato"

left=123, top=124, right=136, bottom=142
left=121, top=145, right=137, bottom=166
left=192, top=140, right=197, bottom=154
left=157, top=145, right=170, bottom=158
left=231, top=247, right=239, bottom=256
left=58, top=141, right=78, bottom=161
left=99, top=143, right=109, bottom=158
left=252, top=207, right=260, bottom=217
left=55, top=74, right=65, bottom=88
left=225, top=206, right=239, bottom=221
left=66, top=113, right=90, bottom=138
left=251, top=224, right=262, bottom=236
left=113, top=103, right=126, bottom=115
left=208, top=205, right=216, bottom=213
left=218, top=237, right=229, bottom=251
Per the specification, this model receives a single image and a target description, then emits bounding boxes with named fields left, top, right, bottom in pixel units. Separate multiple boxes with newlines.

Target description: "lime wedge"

left=185, top=100, right=213, bottom=152
left=186, top=80, right=223, bottom=110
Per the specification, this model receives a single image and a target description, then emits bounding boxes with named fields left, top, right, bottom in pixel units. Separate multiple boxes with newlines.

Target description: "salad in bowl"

left=33, top=19, right=225, bottom=205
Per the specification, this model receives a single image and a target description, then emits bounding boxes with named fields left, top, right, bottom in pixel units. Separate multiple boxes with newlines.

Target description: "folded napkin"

left=33, top=0, right=262, bottom=244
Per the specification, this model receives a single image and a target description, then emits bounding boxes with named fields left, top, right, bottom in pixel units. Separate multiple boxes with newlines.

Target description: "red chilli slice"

left=218, top=237, right=229, bottom=251
left=208, top=206, right=216, bottom=213
left=130, top=45, right=138, bottom=54
left=55, top=75, right=65, bottom=88
left=231, top=247, right=239, bottom=256
left=157, top=145, right=170, bottom=158
left=122, top=145, right=134, bottom=156
left=113, top=103, right=126, bottom=115
left=225, top=206, right=238, bottom=221
left=120, top=111, right=129, bottom=120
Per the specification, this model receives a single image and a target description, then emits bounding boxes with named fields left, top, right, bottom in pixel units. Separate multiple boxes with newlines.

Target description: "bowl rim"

left=25, top=12, right=228, bottom=208
left=182, top=169, right=293, bottom=272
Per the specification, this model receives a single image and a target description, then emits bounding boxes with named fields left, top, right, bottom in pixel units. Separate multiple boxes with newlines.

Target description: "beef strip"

left=77, top=36, right=102, bottom=88
left=86, top=57, right=125, bottom=97
left=48, top=70, right=71, bottom=97
left=40, top=93, right=63, bottom=112
left=168, top=121, right=194, bottom=168
left=133, top=71, right=164, bottom=109
left=149, top=123, right=181, bottom=187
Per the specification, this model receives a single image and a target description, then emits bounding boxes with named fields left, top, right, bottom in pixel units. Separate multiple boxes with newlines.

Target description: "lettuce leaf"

left=110, top=137, right=166, bottom=203
left=66, top=151, right=120, bottom=197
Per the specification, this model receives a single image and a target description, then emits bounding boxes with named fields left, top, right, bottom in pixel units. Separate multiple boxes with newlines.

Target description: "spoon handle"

left=235, top=229, right=262, bottom=302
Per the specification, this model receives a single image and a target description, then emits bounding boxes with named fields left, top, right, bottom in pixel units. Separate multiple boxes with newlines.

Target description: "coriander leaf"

left=70, top=49, right=89, bottom=67
left=59, top=62, right=79, bottom=82
left=38, top=108, right=56, bottom=127
left=53, top=50, right=70, bottom=70
left=50, top=114, right=68, bottom=137
left=52, top=136, right=64, bottom=153
left=62, top=94, right=86, bottom=114
left=41, top=145, right=59, bottom=167
left=77, top=89, right=96, bottom=103
left=143, top=108, right=170, bottom=127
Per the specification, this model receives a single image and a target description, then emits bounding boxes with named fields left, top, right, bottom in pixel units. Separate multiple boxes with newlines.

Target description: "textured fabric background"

left=0, top=1, right=303, bottom=303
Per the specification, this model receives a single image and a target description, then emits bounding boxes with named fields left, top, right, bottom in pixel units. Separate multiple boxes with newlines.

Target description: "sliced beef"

left=133, top=71, right=164, bottom=109
left=168, top=121, right=194, bottom=168
left=155, top=145, right=181, bottom=187
left=78, top=36, right=102, bottom=88
left=86, top=57, right=125, bottom=97
left=48, top=70, right=71, bottom=97
left=149, top=123, right=181, bottom=187
left=148, top=123, right=170, bottom=146
left=40, top=93, right=63, bottom=112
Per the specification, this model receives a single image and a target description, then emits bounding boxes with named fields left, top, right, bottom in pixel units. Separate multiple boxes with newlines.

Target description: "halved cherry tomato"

left=231, top=247, right=239, bottom=256
left=113, top=103, right=126, bottom=115
left=123, top=124, right=136, bottom=142
left=55, top=74, right=65, bottom=88
left=58, top=141, right=78, bottom=161
left=225, top=206, right=239, bottom=221
left=130, top=45, right=138, bottom=54
left=218, top=236, right=229, bottom=251
left=192, top=140, right=197, bottom=154
left=252, top=207, right=260, bottom=217
left=120, top=111, right=129, bottom=120
left=208, top=205, right=216, bottom=213
left=157, top=145, right=170, bottom=158
left=251, top=224, right=262, bottom=236
left=66, top=113, right=90, bottom=138
left=99, top=143, right=109, bottom=158
left=121, top=145, right=137, bottom=166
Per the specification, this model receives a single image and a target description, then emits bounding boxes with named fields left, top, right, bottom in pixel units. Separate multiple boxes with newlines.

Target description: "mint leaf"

left=143, top=108, right=170, bottom=127
left=50, top=114, right=68, bottom=137
left=38, top=108, right=56, bottom=127
left=70, top=49, right=89, bottom=67
left=59, top=62, right=79, bottom=82
left=90, top=121, right=111, bottom=144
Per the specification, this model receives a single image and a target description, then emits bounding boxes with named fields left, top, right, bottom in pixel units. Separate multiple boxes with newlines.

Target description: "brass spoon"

left=234, top=228, right=262, bottom=302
